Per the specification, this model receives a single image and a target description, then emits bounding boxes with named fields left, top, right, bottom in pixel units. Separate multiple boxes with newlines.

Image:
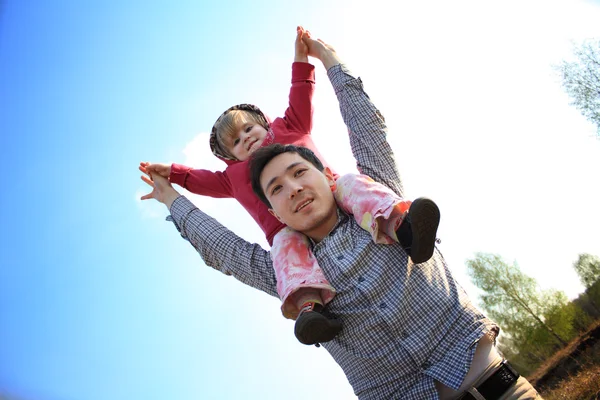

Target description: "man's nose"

left=288, top=183, right=303, bottom=198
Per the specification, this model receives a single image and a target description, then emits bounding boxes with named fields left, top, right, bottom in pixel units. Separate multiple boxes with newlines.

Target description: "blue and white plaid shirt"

left=167, top=64, right=498, bottom=399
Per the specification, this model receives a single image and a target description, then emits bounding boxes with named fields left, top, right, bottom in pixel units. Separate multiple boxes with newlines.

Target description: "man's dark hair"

left=249, top=144, right=325, bottom=207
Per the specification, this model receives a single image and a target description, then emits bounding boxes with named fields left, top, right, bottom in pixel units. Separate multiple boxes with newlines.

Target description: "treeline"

left=466, top=253, right=600, bottom=376
left=556, top=38, right=600, bottom=137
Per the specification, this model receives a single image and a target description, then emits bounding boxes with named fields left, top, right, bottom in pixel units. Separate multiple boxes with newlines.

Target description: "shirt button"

left=400, top=331, right=408, bottom=339
left=358, top=277, right=365, bottom=283
left=421, top=361, right=432, bottom=370
left=379, top=303, right=387, bottom=309
left=337, top=255, right=344, bottom=260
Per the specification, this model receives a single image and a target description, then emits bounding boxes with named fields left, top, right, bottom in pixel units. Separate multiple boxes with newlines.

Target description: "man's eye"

left=294, top=169, right=307, bottom=177
left=271, top=185, right=282, bottom=195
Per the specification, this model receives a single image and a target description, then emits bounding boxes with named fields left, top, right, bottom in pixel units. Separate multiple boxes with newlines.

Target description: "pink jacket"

left=169, top=62, right=334, bottom=245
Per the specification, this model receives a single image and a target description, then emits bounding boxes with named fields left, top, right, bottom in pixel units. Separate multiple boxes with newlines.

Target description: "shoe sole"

left=408, top=198, right=440, bottom=264
left=295, top=312, right=342, bottom=345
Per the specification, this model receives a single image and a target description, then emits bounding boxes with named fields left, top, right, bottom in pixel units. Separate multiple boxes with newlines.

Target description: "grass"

left=541, top=364, right=600, bottom=400
left=530, top=321, right=600, bottom=381
left=527, top=320, right=600, bottom=399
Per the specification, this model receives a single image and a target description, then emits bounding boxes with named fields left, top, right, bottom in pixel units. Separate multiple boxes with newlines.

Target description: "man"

left=140, top=34, right=541, bottom=400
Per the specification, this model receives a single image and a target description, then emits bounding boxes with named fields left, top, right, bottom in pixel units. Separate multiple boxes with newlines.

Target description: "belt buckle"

left=497, top=360, right=520, bottom=385
left=478, top=359, right=520, bottom=400
left=462, top=360, right=521, bottom=400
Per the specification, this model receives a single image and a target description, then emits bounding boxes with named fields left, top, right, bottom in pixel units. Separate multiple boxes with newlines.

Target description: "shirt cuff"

left=169, top=163, right=192, bottom=187
left=165, top=195, right=198, bottom=241
left=292, top=61, right=316, bottom=83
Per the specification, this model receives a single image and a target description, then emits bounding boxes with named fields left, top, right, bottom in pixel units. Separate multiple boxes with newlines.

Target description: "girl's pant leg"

left=287, top=288, right=323, bottom=314
left=334, top=173, right=411, bottom=244
left=271, top=228, right=336, bottom=320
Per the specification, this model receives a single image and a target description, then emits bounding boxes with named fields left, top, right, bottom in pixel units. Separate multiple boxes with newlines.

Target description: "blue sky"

left=1, top=1, right=600, bottom=399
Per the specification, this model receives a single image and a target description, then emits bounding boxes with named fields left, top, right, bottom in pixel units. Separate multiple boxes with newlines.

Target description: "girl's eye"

left=271, top=185, right=282, bottom=195
left=245, top=126, right=253, bottom=133
left=233, top=138, right=240, bottom=145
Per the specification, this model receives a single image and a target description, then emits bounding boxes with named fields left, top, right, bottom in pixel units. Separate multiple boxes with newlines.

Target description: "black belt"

left=461, top=360, right=520, bottom=400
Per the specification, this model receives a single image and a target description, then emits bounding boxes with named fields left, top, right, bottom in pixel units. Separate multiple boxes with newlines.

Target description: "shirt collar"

left=307, top=207, right=349, bottom=247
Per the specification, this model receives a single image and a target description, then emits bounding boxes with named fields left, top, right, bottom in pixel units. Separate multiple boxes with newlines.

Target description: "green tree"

left=588, top=279, right=600, bottom=310
left=541, top=289, right=591, bottom=336
left=466, top=253, right=569, bottom=346
left=556, top=39, right=600, bottom=136
left=573, top=253, right=600, bottom=288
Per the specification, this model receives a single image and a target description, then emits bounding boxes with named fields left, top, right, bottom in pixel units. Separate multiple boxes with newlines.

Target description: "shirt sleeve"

left=167, top=195, right=278, bottom=298
left=282, top=62, right=315, bottom=135
left=170, top=163, right=234, bottom=198
left=327, top=64, right=405, bottom=198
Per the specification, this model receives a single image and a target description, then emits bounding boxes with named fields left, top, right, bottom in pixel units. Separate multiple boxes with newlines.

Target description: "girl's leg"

left=334, top=173, right=410, bottom=244
left=287, top=287, right=323, bottom=313
left=292, top=286, right=342, bottom=346
left=271, top=227, right=336, bottom=320
left=271, top=228, right=342, bottom=345
left=334, top=173, right=440, bottom=264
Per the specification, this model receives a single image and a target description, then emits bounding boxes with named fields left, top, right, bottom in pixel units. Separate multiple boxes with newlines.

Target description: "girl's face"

left=227, top=122, right=268, bottom=161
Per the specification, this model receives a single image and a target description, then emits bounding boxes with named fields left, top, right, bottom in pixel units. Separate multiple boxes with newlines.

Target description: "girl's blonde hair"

left=214, top=110, right=266, bottom=160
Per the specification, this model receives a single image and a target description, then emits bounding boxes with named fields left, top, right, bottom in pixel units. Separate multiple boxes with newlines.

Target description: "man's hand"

left=301, top=31, right=342, bottom=70
left=294, top=25, right=309, bottom=63
left=139, top=162, right=171, bottom=179
left=140, top=170, right=180, bottom=209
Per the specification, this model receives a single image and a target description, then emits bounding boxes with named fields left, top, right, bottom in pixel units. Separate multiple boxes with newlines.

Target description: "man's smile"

left=294, top=198, right=314, bottom=213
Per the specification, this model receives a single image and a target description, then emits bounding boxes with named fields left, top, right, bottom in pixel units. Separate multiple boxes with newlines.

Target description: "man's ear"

left=324, top=167, right=337, bottom=191
left=268, top=208, right=283, bottom=223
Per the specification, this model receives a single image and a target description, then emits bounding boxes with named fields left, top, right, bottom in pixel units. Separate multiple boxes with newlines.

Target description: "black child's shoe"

left=294, top=302, right=342, bottom=345
left=395, top=197, right=440, bottom=264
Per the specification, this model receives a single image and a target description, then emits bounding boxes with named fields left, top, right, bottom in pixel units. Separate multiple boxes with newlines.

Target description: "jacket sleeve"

left=282, top=62, right=315, bottom=135
left=170, top=163, right=234, bottom=198
left=168, top=195, right=278, bottom=298
left=327, top=64, right=405, bottom=198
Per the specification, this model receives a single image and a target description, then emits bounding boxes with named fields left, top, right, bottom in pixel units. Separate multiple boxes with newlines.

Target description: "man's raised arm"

left=304, top=35, right=405, bottom=198
left=140, top=172, right=278, bottom=298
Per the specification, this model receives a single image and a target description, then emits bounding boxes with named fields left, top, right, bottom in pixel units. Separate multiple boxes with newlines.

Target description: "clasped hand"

left=139, top=162, right=179, bottom=207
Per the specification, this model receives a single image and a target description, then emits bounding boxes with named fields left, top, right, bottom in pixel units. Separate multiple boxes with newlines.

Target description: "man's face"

left=260, top=152, right=338, bottom=241
left=227, top=122, right=268, bottom=161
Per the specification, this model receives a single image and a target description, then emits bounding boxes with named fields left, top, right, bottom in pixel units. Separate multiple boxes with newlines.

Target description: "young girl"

left=141, top=27, right=440, bottom=346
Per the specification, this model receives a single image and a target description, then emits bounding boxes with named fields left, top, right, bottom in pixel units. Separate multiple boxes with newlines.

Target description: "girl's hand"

left=139, top=162, right=171, bottom=179
left=294, top=26, right=309, bottom=63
